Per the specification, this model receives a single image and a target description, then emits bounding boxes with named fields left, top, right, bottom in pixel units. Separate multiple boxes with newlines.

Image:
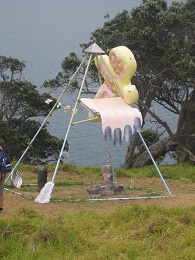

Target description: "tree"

left=43, top=0, right=195, bottom=167
left=43, top=52, right=98, bottom=96
left=0, top=56, right=67, bottom=163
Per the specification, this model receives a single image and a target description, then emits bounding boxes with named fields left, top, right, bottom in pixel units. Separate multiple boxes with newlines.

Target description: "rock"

left=102, top=164, right=113, bottom=182
left=37, top=166, right=47, bottom=192
left=87, top=182, right=126, bottom=198
left=87, top=164, right=126, bottom=198
left=113, top=184, right=126, bottom=195
left=86, top=184, right=101, bottom=199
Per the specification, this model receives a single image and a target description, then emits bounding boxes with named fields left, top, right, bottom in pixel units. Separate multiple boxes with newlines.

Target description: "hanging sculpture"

left=80, top=46, right=142, bottom=146
left=94, top=46, right=139, bottom=105
left=4, top=43, right=172, bottom=203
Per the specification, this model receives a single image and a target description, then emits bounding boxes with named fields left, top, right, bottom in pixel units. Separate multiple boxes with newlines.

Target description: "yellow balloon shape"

left=94, top=46, right=139, bottom=105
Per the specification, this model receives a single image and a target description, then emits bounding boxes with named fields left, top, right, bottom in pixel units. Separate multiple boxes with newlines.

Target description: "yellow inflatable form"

left=94, top=46, right=139, bottom=105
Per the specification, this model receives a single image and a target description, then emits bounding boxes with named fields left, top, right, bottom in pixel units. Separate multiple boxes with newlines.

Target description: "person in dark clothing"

left=0, top=146, right=11, bottom=213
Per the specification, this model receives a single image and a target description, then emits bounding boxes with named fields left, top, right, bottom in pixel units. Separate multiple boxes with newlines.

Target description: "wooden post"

left=37, top=167, right=47, bottom=192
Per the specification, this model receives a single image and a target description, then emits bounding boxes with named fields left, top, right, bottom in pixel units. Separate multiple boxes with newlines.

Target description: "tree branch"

left=138, top=99, right=174, bottom=137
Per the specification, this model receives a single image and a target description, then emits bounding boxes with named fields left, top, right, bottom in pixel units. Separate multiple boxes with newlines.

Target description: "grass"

left=14, top=161, right=195, bottom=182
left=2, top=162, right=195, bottom=259
left=0, top=205, right=195, bottom=259
left=114, top=163, right=195, bottom=182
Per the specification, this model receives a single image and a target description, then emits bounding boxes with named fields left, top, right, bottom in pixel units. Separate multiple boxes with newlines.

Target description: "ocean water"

left=0, top=0, right=179, bottom=167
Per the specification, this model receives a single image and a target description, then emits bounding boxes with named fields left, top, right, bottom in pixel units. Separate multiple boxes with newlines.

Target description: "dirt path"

left=2, top=177, right=195, bottom=217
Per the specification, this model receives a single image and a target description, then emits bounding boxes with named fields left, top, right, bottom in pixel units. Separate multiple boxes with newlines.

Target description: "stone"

left=87, top=182, right=126, bottom=198
left=87, top=164, right=126, bottom=198
left=102, top=164, right=113, bottom=182
left=37, top=166, right=47, bottom=192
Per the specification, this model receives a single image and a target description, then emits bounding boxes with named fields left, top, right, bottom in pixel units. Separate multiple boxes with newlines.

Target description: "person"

left=0, top=146, right=11, bottom=213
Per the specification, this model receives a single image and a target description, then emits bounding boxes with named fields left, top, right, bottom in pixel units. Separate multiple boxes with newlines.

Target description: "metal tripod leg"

left=104, top=126, right=116, bottom=184
left=134, top=117, right=172, bottom=197
left=34, top=53, right=93, bottom=203
left=107, top=142, right=116, bottom=185
left=5, top=53, right=89, bottom=185
left=51, top=53, right=92, bottom=183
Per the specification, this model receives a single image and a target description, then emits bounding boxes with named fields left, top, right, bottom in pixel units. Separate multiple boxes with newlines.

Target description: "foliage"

left=43, top=52, right=98, bottom=96
left=137, top=129, right=159, bottom=153
left=0, top=56, right=65, bottom=163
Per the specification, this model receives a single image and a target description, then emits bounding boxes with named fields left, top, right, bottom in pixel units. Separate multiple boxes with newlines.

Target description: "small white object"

left=130, top=179, right=134, bottom=189
left=60, top=151, right=68, bottom=162
left=34, top=182, right=54, bottom=203
left=11, top=170, right=22, bottom=189
left=45, top=98, right=53, bottom=104
left=56, top=102, right=62, bottom=109
left=64, top=105, right=70, bottom=112
left=45, top=99, right=61, bottom=109
left=72, top=108, right=78, bottom=114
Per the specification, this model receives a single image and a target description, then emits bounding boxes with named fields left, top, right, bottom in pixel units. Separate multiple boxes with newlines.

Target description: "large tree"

left=0, top=56, right=65, bottom=163
left=43, top=0, right=195, bottom=167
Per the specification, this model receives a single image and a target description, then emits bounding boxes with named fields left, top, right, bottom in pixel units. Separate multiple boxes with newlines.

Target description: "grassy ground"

left=0, top=163, right=195, bottom=259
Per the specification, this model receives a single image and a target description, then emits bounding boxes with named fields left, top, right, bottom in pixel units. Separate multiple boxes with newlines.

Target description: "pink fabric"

left=80, top=97, right=142, bottom=137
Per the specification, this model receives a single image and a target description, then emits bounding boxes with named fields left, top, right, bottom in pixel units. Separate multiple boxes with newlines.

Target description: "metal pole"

left=51, top=53, right=92, bottom=183
left=5, top=54, right=88, bottom=184
left=107, top=141, right=116, bottom=184
left=138, top=132, right=172, bottom=196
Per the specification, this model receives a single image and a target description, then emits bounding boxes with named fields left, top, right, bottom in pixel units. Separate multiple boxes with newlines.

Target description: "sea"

left=0, top=0, right=180, bottom=167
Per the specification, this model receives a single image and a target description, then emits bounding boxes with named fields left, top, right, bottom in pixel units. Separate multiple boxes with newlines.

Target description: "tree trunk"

left=132, top=136, right=170, bottom=167
left=176, top=90, right=195, bottom=162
